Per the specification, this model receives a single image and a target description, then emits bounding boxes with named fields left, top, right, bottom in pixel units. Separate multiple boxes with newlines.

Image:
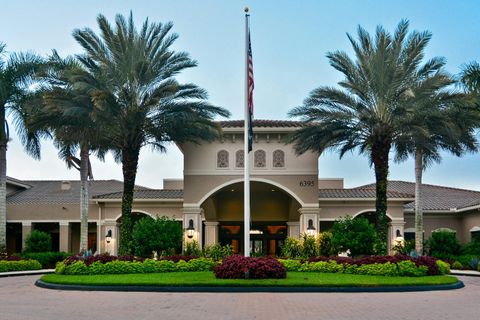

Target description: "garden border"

left=35, top=279, right=464, bottom=293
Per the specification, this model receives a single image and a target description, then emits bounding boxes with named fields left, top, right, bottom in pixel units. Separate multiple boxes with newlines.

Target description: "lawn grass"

left=40, top=272, right=459, bottom=287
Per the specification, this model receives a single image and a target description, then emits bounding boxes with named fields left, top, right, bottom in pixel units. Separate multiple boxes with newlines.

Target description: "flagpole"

left=244, top=7, right=250, bottom=257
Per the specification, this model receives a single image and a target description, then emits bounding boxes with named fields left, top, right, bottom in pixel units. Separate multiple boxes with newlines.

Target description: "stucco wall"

left=404, top=212, right=464, bottom=242
left=319, top=201, right=405, bottom=220
left=100, top=202, right=183, bottom=221
left=7, top=203, right=100, bottom=221
left=460, top=210, right=480, bottom=242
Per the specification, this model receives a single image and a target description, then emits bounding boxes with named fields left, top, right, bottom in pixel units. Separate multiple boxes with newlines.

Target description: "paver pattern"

left=0, top=275, right=478, bottom=320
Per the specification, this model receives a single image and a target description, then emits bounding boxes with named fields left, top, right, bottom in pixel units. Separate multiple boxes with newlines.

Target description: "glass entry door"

left=219, top=222, right=287, bottom=256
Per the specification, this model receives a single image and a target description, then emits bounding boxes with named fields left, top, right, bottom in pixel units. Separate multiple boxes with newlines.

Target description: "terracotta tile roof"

left=219, top=120, right=303, bottom=128
left=355, top=181, right=480, bottom=211
left=7, top=180, right=150, bottom=205
left=93, top=189, right=183, bottom=200
left=319, top=188, right=413, bottom=199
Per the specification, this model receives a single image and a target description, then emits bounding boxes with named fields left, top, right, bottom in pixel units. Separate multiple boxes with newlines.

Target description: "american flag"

left=246, top=16, right=254, bottom=152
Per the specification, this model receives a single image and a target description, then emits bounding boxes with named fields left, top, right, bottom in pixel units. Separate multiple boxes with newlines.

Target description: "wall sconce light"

left=106, top=229, right=112, bottom=244
left=307, top=219, right=316, bottom=236
left=187, top=219, right=195, bottom=239
left=395, top=229, right=404, bottom=244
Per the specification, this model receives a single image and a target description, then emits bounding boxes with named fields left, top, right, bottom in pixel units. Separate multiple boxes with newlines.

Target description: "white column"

left=204, top=221, right=219, bottom=246
left=389, top=219, right=406, bottom=254
left=96, top=221, right=102, bottom=254
left=298, top=207, right=320, bottom=236
left=21, top=221, right=32, bottom=251
left=59, top=222, right=71, bottom=253
left=183, top=207, right=204, bottom=249
left=286, top=221, right=300, bottom=238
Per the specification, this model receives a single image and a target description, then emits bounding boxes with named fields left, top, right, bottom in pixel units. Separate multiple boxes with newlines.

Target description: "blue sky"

left=1, top=0, right=479, bottom=190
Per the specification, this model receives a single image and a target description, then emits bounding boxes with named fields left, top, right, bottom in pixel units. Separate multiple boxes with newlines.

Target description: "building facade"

left=6, top=120, right=480, bottom=255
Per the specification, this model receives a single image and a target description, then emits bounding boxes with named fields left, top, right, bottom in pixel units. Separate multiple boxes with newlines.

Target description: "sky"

left=1, top=0, right=479, bottom=190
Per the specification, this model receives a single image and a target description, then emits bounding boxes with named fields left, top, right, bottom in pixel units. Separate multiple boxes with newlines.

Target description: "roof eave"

left=319, top=197, right=415, bottom=202
left=94, top=198, right=183, bottom=203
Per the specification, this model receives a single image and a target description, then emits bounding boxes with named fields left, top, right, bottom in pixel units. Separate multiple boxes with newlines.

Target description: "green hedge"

left=0, top=260, right=42, bottom=273
left=20, top=252, right=70, bottom=269
left=56, top=258, right=218, bottom=275
left=278, top=259, right=446, bottom=277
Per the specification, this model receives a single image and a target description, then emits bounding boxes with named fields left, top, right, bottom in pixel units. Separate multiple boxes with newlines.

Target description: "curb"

left=35, top=279, right=464, bottom=293
left=450, top=271, right=480, bottom=277
left=0, top=269, right=55, bottom=278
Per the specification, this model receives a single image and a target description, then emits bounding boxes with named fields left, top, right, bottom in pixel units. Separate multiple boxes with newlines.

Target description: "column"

left=96, top=221, right=102, bottom=254
left=59, top=222, right=71, bottom=253
left=389, top=219, right=406, bottom=254
left=298, top=207, right=320, bottom=236
left=21, top=222, right=32, bottom=251
left=183, top=206, right=204, bottom=249
left=204, top=221, right=219, bottom=246
left=286, top=221, right=300, bottom=238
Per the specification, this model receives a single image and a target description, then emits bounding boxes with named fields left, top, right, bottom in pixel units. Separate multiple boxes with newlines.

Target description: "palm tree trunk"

left=0, top=106, right=7, bottom=253
left=79, top=144, right=89, bottom=253
left=414, top=148, right=424, bottom=255
left=371, top=138, right=391, bottom=255
left=118, top=145, right=140, bottom=255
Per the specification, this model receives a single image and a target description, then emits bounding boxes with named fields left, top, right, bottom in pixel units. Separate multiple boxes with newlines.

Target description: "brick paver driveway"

left=0, top=275, right=478, bottom=320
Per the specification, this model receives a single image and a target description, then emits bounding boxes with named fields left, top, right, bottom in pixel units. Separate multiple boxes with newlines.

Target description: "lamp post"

left=105, top=229, right=112, bottom=244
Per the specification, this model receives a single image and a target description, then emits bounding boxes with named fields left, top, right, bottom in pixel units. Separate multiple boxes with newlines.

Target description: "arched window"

left=254, top=150, right=266, bottom=168
left=217, top=150, right=229, bottom=168
left=272, top=150, right=285, bottom=168
left=236, top=150, right=244, bottom=168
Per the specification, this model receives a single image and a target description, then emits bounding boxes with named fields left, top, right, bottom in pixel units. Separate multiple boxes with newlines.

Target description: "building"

left=6, top=120, right=480, bottom=255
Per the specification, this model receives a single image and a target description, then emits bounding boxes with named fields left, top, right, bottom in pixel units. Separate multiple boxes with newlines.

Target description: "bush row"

left=0, top=259, right=42, bottom=273
left=279, top=256, right=450, bottom=277
left=214, top=256, right=287, bottom=279
left=20, top=252, right=70, bottom=269
left=55, top=257, right=217, bottom=275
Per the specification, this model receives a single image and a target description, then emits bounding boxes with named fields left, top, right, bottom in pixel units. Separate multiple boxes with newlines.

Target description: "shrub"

left=428, top=231, right=461, bottom=258
left=355, top=262, right=398, bottom=276
left=397, top=260, right=428, bottom=277
left=451, top=261, right=463, bottom=270
left=278, top=259, right=302, bottom=271
left=214, top=256, right=287, bottom=279
left=461, top=241, right=480, bottom=255
left=436, top=260, right=451, bottom=275
left=300, top=260, right=343, bottom=273
left=318, top=232, right=336, bottom=256
left=183, top=240, right=202, bottom=256
left=302, top=234, right=319, bottom=258
left=331, top=216, right=377, bottom=257
left=24, top=230, right=51, bottom=253
left=56, top=257, right=217, bottom=275
left=132, top=216, right=183, bottom=257
left=20, top=252, right=70, bottom=269
left=0, top=259, right=42, bottom=272
left=203, top=244, right=233, bottom=261
left=281, top=237, right=303, bottom=259
left=159, top=255, right=198, bottom=262
left=392, top=239, right=416, bottom=256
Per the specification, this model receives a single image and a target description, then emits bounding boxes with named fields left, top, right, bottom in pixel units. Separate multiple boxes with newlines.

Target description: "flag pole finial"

left=244, top=7, right=249, bottom=13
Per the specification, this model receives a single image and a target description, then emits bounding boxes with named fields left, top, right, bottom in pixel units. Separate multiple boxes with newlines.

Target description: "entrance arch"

left=200, top=180, right=302, bottom=255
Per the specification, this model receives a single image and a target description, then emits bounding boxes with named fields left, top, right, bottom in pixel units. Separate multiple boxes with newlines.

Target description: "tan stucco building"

left=6, top=120, right=480, bottom=255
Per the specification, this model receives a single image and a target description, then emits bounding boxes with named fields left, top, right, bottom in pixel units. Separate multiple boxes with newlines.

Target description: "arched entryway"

left=200, top=181, right=302, bottom=255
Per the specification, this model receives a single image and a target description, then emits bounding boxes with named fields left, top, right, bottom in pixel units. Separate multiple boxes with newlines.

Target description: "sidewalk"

left=450, top=269, right=480, bottom=277
left=0, top=269, right=54, bottom=278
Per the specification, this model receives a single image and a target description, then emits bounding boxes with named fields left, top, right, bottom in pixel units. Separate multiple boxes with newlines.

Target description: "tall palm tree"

left=28, top=51, right=109, bottom=253
left=460, top=62, right=480, bottom=94
left=395, top=71, right=478, bottom=255
left=71, top=13, right=230, bottom=254
left=0, top=43, right=43, bottom=252
left=288, top=20, right=445, bottom=253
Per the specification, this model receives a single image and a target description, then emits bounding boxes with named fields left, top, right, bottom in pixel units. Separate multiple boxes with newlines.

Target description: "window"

left=254, top=150, right=266, bottom=168
left=217, top=150, right=229, bottom=168
left=236, top=150, right=244, bottom=168
left=272, top=150, right=285, bottom=168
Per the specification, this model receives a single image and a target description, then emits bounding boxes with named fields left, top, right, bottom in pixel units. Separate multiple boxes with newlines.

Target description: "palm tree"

left=460, top=62, right=480, bottom=94
left=288, top=20, right=445, bottom=253
left=71, top=13, right=230, bottom=254
left=395, top=71, right=478, bottom=255
left=0, top=43, right=43, bottom=252
left=28, top=51, right=109, bottom=253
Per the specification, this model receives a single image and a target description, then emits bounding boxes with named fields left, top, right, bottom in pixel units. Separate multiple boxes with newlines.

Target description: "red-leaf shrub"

left=0, top=255, right=23, bottom=261
left=159, top=255, right=199, bottom=262
left=214, top=256, right=287, bottom=279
